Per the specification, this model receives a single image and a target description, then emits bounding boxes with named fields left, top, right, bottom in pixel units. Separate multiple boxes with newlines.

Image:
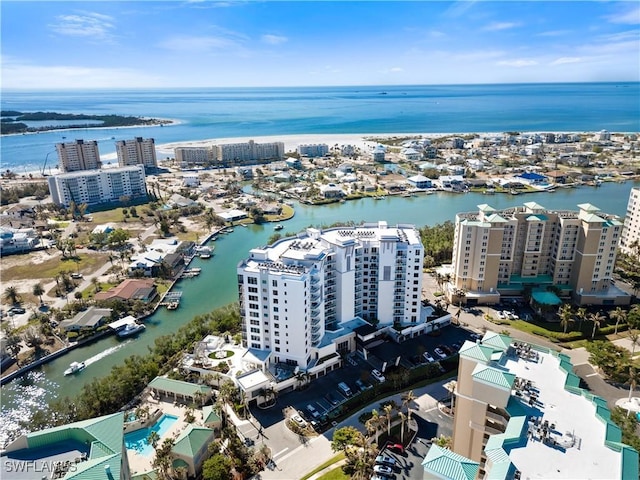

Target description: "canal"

left=1, top=181, right=637, bottom=443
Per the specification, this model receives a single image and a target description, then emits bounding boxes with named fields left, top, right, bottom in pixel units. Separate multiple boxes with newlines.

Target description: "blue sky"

left=1, top=1, right=639, bottom=89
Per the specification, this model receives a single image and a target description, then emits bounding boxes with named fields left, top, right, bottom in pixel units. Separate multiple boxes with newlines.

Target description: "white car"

left=291, top=414, right=307, bottom=428
left=434, top=348, right=447, bottom=359
left=375, top=454, right=396, bottom=466
left=306, top=404, right=320, bottom=419
left=373, top=464, right=394, bottom=475
left=371, top=369, right=386, bottom=383
left=422, top=352, right=435, bottom=363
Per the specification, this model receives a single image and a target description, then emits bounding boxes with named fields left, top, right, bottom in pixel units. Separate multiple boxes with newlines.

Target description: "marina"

left=159, top=291, right=183, bottom=310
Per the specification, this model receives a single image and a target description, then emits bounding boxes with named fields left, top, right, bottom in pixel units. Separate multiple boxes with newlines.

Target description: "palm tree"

left=401, top=390, right=417, bottom=421
left=4, top=286, right=20, bottom=305
left=399, top=411, right=407, bottom=444
left=32, top=283, right=45, bottom=305
left=627, top=367, right=640, bottom=414
left=558, top=304, right=574, bottom=334
left=609, top=307, right=627, bottom=335
left=147, top=430, right=160, bottom=449
left=91, top=277, right=101, bottom=293
left=629, top=329, right=639, bottom=357
left=590, top=311, right=606, bottom=340
left=383, top=404, right=393, bottom=436
left=576, top=307, right=588, bottom=332
left=369, top=409, right=381, bottom=444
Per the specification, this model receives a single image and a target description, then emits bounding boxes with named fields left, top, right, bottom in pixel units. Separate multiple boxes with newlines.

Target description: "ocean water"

left=1, top=83, right=639, bottom=173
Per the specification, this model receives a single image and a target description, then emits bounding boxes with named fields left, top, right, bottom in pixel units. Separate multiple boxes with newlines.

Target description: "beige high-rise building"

left=217, top=140, right=284, bottom=166
left=56, top=139, right=101, bottom=172
left=116, top=137, right=157, bottom=169
left=440, top=332, right=638, bottom=480
left=620, top=187, right=640, bottom=256
left=447, top=202, right=629, bottom=306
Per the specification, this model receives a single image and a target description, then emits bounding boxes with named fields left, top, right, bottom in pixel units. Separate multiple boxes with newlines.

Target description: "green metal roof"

left=481, top=331, right=512, bottom=351
left=202, top=405, right=221, bottom=425
left=472, top=364, right=515, bottom=390
left=531, top=290, right=562, bottom=305
left=148, top=376, right=212, bottom=397
left=421, top=445, right=479, bottom=480
left=172, top=426, right=214, bottom=458
left=459, top=341, right=497, bottom=363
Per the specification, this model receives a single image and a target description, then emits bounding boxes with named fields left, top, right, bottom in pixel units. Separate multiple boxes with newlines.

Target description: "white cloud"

left=537, top=30, right=570, bottom=37
left=483, top=21, right=521, bottom=32
left=605, top=7, right=640, bottom=25
left=261, top=34, right=288, bottom=45
left=159, top=35, right=241, bottom=52
left=49, top=12, right=116, bottom=41
left=496, top=59, right=538, bottom=67
left=550, top=57, right=582, bottom=66
left=389, top=67, right=404, bottom=72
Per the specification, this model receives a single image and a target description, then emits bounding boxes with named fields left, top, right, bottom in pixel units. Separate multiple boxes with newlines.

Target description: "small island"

left=0, top=110, right=172, bottom=135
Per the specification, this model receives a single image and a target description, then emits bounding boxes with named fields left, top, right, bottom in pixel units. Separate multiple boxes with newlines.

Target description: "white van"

left=338, top=382, right=353, bottom=397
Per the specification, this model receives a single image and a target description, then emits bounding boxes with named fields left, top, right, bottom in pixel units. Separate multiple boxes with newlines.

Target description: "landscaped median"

left=299, top=452, right=346, bottom=480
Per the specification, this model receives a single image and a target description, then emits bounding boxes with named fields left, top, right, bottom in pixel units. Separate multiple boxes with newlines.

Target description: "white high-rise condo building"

left=237, top=222, right=424, bottom=369
left=217, top=140, right=284, bottom=166
left=116, top=137, right=157, bottom=169
left=175, top=146, right=217, bottom=165
left=620, top=187, right=640, bottom=256
left=56, top=139, right=101, bottom=172
left=297, top=144, right=329, bottom=157
left=447, top=202, right=629, bottom=307
left=48, top=165, right=147, bottom=207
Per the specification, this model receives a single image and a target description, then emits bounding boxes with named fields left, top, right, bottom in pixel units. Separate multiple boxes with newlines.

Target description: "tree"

left=152, top=437, right=175, bottom=480
left=147, top=430, right=160, bottom=450
left=33, top=283, right=45, bottom=305
left=91, top=277, right=101, bottom=293
left=108, top=228, right=130, bottom=248
left=558, top=304, right=574, bottom=334
left=331, top=426, right=361, bottom=452
left=4, top=285, right=21, bottom=305
left=202, top=453, right=233, bottom=480
left=401, top=390, right=417, bottom=421
left=576, top=307, right=588, bottom=332
left=399, top=411, right=407, bottom=444
left=431, top=434, right=453, bottom=449
left=609, top=307, right=627, bottom=336
left=627, top=366, right=640, bottom=407
left=383, top=404, right=393, bottom=436
left=590, top=311, right=606, bottom=339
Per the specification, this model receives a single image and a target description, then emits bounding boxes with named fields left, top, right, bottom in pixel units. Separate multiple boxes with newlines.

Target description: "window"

left=272, top=280, right=278, bottom=286
left=248, top=277, right=257, bottom=285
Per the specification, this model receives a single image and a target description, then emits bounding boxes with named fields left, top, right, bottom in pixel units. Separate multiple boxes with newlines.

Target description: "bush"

left=67, top=332, right=79, bottom=340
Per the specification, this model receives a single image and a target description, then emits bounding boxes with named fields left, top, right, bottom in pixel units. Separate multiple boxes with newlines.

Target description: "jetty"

left=160, top=291, right=183, bottom=310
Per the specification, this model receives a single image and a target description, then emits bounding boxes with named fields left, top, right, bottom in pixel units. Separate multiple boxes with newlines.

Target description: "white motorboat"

left=117, top=323, right=146, bottom=338
left=64, top=361, right=86, bottom=376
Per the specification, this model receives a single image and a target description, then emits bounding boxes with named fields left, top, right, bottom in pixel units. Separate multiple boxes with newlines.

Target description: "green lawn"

left=317, top=468, right=350, bottom=480
left=299, top=453, right=345, bottom=480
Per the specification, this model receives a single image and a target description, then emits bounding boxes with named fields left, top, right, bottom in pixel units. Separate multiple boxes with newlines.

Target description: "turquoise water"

left=124, top=414, right=178, bottom=457
left=2, top=83, right=639, bottom=172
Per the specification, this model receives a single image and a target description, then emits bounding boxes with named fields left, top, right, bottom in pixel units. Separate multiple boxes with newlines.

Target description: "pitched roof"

left=202, top=405, right=221, bottom=425
left=171, top=426, right=214, bottom=458
left=148, top=377, right=211, bottom=397
left=481, top=331, right=512, bottom=351
left=472, top=364, right=516, bottom=391
left=458, top=340, right=496, bottom=363
left=94, top=278, right=155, bottom=301
left=421, top=445, right=479, bottom=480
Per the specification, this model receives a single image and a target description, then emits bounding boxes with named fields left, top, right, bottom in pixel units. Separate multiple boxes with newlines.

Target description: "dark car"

left=438, top=344, right=453, bottom=355
left=326, top=392, right=340, bottom=406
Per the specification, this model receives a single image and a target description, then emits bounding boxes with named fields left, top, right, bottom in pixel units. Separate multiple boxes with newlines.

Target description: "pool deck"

left=127, top=399, right=203, bottom=476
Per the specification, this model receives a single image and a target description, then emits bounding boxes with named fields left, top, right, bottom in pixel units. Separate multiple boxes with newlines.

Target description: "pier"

left=159, top=291, right=183, bottom=310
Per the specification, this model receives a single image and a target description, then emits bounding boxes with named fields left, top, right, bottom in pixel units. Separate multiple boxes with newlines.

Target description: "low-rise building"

left=298, top=144, right=329, bottom=157
left=94, top=278, right=158, bottom=303
left=60, top=306, right=112, bottom=332
left=0, top=227, right=39, bottom=256
left=407, top=175, right=432, bottom=189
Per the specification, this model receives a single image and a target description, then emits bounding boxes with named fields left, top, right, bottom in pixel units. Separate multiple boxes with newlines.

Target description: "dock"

left=160, top=291, right=183, bottom=310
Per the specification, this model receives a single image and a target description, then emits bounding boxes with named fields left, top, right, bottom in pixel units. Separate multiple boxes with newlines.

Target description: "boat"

left=274, top=224, right=284, bottom=230
left=117, top=322, right=146, bottom=338
left=64, top=361, right=86, bottom=376
left=200, top=253, right=212, bottom=259
left=167, top=302, right=179, bottom=310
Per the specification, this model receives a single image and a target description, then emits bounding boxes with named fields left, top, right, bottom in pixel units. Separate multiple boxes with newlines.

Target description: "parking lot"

left=251, top=325, right=476, bottom=431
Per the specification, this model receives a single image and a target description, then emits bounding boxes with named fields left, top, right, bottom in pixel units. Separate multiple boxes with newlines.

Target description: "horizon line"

left=2, top=80, right=639, bottom=92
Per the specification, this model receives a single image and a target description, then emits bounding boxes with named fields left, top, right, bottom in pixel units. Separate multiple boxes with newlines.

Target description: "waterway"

left=1, top=181, right=637, bottom=443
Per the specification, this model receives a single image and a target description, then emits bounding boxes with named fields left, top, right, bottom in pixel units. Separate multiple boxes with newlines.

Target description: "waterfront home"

left=0, top=412, right=130, bottom=480
left=320, top=183, right=345, bottom=198
left=217, top=209, right=248, bottom=223
left=407, top=174, right=432, bottom=190
left=0, top=227, right=39, bottom=256
left=94, top=278, right=158, bottom=303
left=60, top=306, right=112, bottom=333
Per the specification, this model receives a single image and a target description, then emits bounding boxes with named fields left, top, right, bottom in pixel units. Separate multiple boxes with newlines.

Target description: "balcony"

left=311, top=332, right=321, bottom=344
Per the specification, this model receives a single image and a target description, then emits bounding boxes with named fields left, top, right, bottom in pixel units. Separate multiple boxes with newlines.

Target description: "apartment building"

left=175, top=146, right=217, bottom=165
left=217, top=140, right=284, bottom=166
left=297, top=143, right=329, bottom=157
left=55, top=139, right=101, bottom=172
left=620, top=187, right=640, bottom=256
left=116, top=137, right=157, bottom=169
left=440, top=331, right=638, bottom=480
left=48, top=165, right=147, bottom=207
left=448, top=202, right=629, bottom=306
left=237, top=222, right=424, bottom=369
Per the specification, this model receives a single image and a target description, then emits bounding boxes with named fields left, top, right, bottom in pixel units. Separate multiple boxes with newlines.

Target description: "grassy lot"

left=317, top=468, right=349, bottom=480
left=265, top=204, right=295, bottom=222
left=2, top=253, right=110, bottom=282
left=88, top=203, right=153, bottom=224
left=299, top=453, right=346, bottom=480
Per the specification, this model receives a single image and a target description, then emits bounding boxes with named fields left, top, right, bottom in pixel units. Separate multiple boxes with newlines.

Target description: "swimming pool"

left=124, top=414, right=178, bottom=457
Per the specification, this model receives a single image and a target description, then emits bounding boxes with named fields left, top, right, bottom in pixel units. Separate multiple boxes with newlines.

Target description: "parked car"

left=386, top=443, right=404, bottom=454
left=355, top=379, right=368, bottom=391
left=374, top=464, right=394, bottom=475
left=438, top=344, right=453, bottom=355
left=306, top=404, right=320, bottom=418
left=375, top=454, right=396, bottom=466
left=371, top=369, right=386, bottom=383
left=434, top=347, right=447, bottom=359
left=9, top=307, right=25, bottom=314
left=326, top=392, right=340, bottom=406
left=338, top=382, right=353, bottom=397
left=422, top=352, right=435, bottom=363
left=291, top=414, right=307, bottom=428
left=71, top=273, right=83, bottom=279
